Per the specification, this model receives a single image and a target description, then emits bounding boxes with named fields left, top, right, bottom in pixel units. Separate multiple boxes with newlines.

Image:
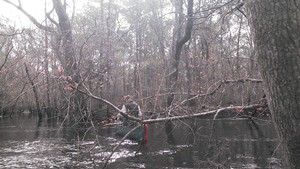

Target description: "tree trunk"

left=44, top=1, right=51, bottom=108
left=167, top=0, right=194, bottom=108
left=24, top=63, right=42, bottom=121
left=52, top=0, right=86, bottom=113
left=245, top=1, right=300, bottom=168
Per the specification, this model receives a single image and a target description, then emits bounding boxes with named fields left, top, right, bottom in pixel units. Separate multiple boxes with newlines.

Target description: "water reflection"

left=0, top=117, right=285, bottom=168
left=165, top=120, right=176, bottom=145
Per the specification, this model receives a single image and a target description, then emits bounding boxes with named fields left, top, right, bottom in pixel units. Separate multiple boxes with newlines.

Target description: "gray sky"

left=0, top=0, right=86, bottom=28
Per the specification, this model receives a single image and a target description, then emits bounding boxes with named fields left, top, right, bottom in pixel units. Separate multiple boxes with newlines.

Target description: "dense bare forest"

left=0, top=0, right=264, bottom=119
left=1, top=0, right=300, bottom=168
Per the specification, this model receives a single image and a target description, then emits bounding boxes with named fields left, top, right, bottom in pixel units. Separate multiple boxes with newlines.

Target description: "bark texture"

left=245, top=1, right=300, bottom=168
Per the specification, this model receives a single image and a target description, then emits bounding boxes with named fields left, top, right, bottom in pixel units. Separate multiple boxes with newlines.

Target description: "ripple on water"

left=0, top=140, right=72, bottom=169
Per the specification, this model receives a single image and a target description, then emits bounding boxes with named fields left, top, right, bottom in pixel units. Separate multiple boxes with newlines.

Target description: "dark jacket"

left=124, top=102, right=140, bottom=117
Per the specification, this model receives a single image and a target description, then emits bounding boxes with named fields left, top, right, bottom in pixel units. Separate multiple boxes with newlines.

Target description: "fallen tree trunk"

left=77, top=85, right=268, bottom=124
left=142, top=104, right=267, bottom=124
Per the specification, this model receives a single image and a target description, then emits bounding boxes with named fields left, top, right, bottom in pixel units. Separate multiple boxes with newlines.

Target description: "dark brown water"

left=0, top=115, right=285, bottom=169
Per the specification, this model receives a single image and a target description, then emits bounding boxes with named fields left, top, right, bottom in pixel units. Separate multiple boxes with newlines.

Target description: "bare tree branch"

left=78, top=31, right=96, bottom=67
left=0, top=29, right=24, bottom=37
left=77, top=84, right=143, bottom=123
left=2, top=0, right=54, bottom=32
left=142, top=104, right=266, bottom=124
left=0, top=46, right=13, bottom=72
left=45, top=6, right=59, bottom=27
left=142, top=78, right=263, bottom=106
left=180, top=78, right=263, bottom=105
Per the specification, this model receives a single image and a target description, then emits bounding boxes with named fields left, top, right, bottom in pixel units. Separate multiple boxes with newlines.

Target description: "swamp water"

left=0, top=115, right=285, bottom=169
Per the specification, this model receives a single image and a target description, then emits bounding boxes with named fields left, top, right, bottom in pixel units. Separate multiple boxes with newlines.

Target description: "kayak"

left=116, top=124, right=148, bottom=144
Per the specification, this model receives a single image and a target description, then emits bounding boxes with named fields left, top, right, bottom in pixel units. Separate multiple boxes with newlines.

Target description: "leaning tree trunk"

left=167, top=0, right=193, bottom=108
left=245, top=1, right=300, bottom=168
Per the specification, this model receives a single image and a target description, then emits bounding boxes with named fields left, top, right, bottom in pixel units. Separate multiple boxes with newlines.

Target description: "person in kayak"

left=117, top=95, right=142, bottom=125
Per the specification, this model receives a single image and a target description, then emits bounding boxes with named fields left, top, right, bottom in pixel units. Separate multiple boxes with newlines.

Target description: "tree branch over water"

left=77, top=84, right=143, bottom=123
left=142, top=78, right=262, bottom=100
left=75, top=78, right=266, bottom=125
left=142, top=103, right=266, bottom=124
left=177, top=78, right=263, bottom=107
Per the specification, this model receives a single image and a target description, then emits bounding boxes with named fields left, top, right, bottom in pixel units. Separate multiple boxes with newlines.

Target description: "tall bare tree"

left=2, top=0, right=86, bottom=117
left=167, top=0, right=194, bottom=108
left=52, top=0, right=86, bottom=113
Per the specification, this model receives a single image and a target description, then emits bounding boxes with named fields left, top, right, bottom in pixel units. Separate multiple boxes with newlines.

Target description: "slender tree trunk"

left=235, top=15, right=243, bottom=78
left=183, top=45, right=195, bottom=106
left=167, top=0, right=194, bottom=108
left=105, top=0, right=112, bottom=102
left=97, top=0, right=105, bottom=110
left=44, top=1, right=51, bottom=108
left=134, top=10, right=142, bottom=99
left=246, top=1, right=300, bottom=168
left=10, top=82, right=28, bottom=117
left=24, top=63, right=42, bottom=121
